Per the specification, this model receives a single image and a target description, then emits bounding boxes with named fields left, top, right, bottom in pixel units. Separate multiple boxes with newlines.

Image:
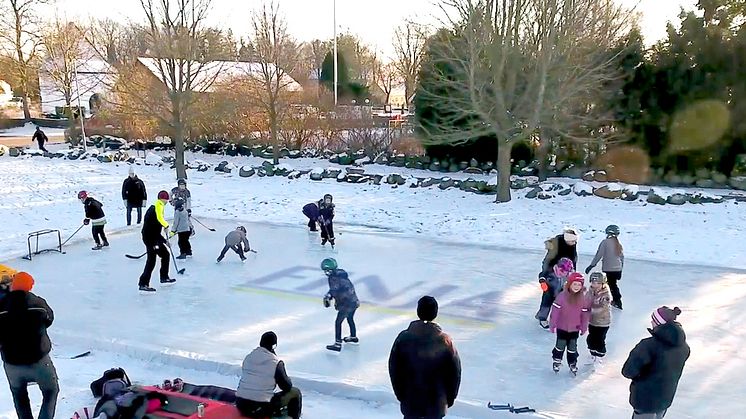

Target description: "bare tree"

left=0, top=0, right=49, bottom=120
left=392, top=21, right=429, bottom=108
left=246, top=1, right=300, bottom=164
left=41, top=19, right=94, bottom=111
left=114, top=0, right=224, bottom=179
left=374, top=61, right=400, bottom=105
left=419, top=0, right=632, bottom=202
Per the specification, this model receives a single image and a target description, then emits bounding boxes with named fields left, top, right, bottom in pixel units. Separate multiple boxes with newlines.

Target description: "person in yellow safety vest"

left=137, top=191, right=176, bottom=292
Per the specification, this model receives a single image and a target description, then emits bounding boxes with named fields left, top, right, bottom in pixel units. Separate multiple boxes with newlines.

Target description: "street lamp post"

left=74, top=60, right=88, bottom=152
left=333, top=0, right=338, bottom=106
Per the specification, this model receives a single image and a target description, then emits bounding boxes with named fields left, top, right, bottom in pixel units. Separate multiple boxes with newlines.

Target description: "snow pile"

left=276, top=163, right=293, bottom=172
left=310, top=167, right=324, bottom=175
left=623, top=184, right=640, bottom=195
left=145, top=152, right=164, bottom=166
left=607, top=182, right=623, bottom=192
left=355, top=156, right=371, bottom=165
left=573, top=181, right=593, bottom=195
left=487, top=176, right=498, bottom=186
left=337, top=171, right=346, bottom=180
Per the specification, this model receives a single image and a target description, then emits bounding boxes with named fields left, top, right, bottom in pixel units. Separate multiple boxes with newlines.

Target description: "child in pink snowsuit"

left=550, top=272, right=592, bottom=372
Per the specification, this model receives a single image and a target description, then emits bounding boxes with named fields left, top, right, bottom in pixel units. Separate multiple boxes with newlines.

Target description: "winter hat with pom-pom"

left=652, top=306, right=682, bottom=326
left=11, top=272, right=34, bottom=292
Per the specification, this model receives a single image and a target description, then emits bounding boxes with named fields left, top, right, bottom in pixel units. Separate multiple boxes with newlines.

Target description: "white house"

left=39, top=57, right=117, bottom=117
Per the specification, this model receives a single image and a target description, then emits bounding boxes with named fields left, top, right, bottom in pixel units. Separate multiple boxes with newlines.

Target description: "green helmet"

left=605, top=225, right=620, bottom=236
left=321, top=258, right=338, bottom=271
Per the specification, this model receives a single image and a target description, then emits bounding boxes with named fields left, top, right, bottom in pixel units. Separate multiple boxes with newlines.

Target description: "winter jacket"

left=389, top=320, right=461, bottom=418
left=225, top=229, right=250, bottom=250
left=302, top=202, right=319, bottom=220
left=32, top=129, right=48, bottom=143
left=588, top=285, right=612, bottom=327
left=0, top=290, right=54, bottom=365
left=622, top=322, right=690, bottom=414
left=236, top=347, right=292, bottom=402
left=325, top=269, right=359, bottom=312
left=549, top=290, right=591, bottom=334
left=121, top=176, right=147, bottom=206
left=141, top=201, right=168, bottom=245
left=588, top=237, right=624, bottom=272
left=318, top=201, right=335, bottom=224
left=171, top=208, right=192, bottom=234
left=170, top=187, right=191, bottom=211
left=83, top=197, right=106, bottom=225
left=542, top=235, right=577, bottom=273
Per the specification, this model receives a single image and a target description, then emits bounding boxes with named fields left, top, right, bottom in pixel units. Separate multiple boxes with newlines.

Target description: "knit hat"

left=652, top=306, right=681, bottom=326
left=589, top=272, right=606, bottom=284
left=417, top=296, right=438, bottom=322
left=128, top=166, right=135, bottom=175
left=260, top=331, right=278, bottom=351
left=11, top=272, right=34, bottom=292
left=563, top=228, right=578, bottom=244
left=157, top=190, right=169, bottom=200
left=567, top=272, right=584, bottom=287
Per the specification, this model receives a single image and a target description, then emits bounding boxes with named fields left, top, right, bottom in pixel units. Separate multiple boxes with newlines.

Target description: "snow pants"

left=236, top=387, right=303, bottom=419
left=139, top=240, right=170, bottom=287
left=218, top=244, right=244, bottom=261
left=535, top=287, right=556, bottom=321
left=587, top=325, right=609, bottom=357
left=4, top=355, right=59, bottom=419
left=177, top=231, right=192, bottom=255
left=92, top=224, right=108, bottom=246
left=632, top=410, right=667, bottom=419
left=321, top=221, right=335, bottom=240
left=606, top=271, right=623, bottom=308
left=552, top=329, right=580, bottom=366
left=334, top=307, right=357, bottom=342
left=37, top=140, right=48, bottom=153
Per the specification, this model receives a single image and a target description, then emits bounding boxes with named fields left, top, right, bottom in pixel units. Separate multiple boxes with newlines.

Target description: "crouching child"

left=217, top=226, right=250, bottom=263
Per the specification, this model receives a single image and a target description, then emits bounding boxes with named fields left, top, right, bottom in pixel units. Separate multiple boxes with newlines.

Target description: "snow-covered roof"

left=137, top=57, right=303, bottom=93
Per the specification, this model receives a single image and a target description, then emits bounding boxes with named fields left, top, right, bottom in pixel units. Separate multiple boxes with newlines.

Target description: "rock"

left=355, top=156, right=372, bottom=166
left=573, top=182, right=594, bottom=197
left=448, top=163, right=460, bottom=173
left=464, top=167, right=483, bottom=175
left=593, top=170, right=608, bottom=182
left=621, top=185, right=640, bottom=201
left=239, top=166, right=256, bottom=178
left=288, top=150, right=302, bottom=159
left=145, top=152, right=163, bottom=166
left=338, top=153, right=353, bottom=165
left=647, top=189, right=667, bottom=205
left=476, top=181, right=496, bottom=194
left=593, top=184, right=623, bottom=199
left=256, top=168, right=266, bottom=177
left=238, top=145, right=252, bottom=156
left=97, top=154, right=113, bottom=163
left=695, top=167, right=710, bottom=180
left=511, top=178, right=530, bottom=189
left=274, top=164, right=292, bottom=176
left=405, top=160, right=417, bottom=169
left=730, top=176, right=746, bottom=191
left=525, top=186, right=542, bottom=199
left=415, top=162, right=425, bottom=170
left=371, top=175, right=383, bottom=185
left=323, top=168, right=342, bottom=179
left=481, top=161, right=494, bottom=172
left=469, top=158, right=478, bottom=168
left=428, top=162, right=440, bottom=171
left=558, top=188, right=572, bottom=196
left=223, top=166, right=233, bottom=174
left=732, top=154, right=746, bottom=176
left=310, top=168, right=324, bottom=181
left=439, top=178, right=457, bottom=190
left=711, top=171, right=728, bottom=185
left=667, top=193, right=688, bottom=205
left=386, top=173, right=406, bottom=185
left=215, top=161, right=229, bottom=172
left=582, top=171, right=595, bottom=182
left=287, top=171, right=302, bottom=179
left=419, top=178, right=440, bottom=188
left=336, top=172, right=347, bottom=182
left=459, top=178, right=479, bottom=191
left=681, top=174, right=695, bottom=185
left=346, top=174, right=367, bottom=183
left=459, top=161, right=469, bottom=170
left=197, top=164, right=209, bottom=172
left=688, top=191, right=724, bottom=204
left=374, top=154, right=389, bottom=165
left=261, top=160, right=275, bottom=170
left=224, top=144, right=238, bottom=157
left=280, top=148, right=290, bottom=158
left=695, top=179, right=716, bottom=188
left=561, top=165, right=585, bottom=179
left=537, top=191, right=553, bottom=200
left=346, top=167, right=365, bottom=175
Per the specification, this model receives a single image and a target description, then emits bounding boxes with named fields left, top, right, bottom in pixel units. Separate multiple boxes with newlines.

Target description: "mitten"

left=323, top=295, right=331, bottom=308
left=83, top=218, right=90, bottom=225
left=584, top=266, right=592, bottom=274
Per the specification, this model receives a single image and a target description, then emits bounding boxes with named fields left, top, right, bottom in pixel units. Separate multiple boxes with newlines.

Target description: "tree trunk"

left=270, top=112, right=279, bottom=165
left=536, top=139, right=551, bottom=182
left=21, top=95, right=31, bottom=121
left=174, top=120, right=187, bottom=180
left=496, top=140, right=513, bottom=203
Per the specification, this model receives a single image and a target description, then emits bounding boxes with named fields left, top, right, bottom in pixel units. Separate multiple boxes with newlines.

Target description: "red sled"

left=133, top=386, right=245, bottom=419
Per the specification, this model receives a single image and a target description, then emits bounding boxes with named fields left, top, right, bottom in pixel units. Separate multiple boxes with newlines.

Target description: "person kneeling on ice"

left=550, top=272, right=592, bottom=374
left=0, top=272, right=59, bottom=419
left=535, top=257, right=574, bottom=329
left=622, top=306, right=689, bottom=419
left=78, top=190, right=109, bottom=250
left=138, top=191, right=176, bottom=292
left=235, top=331, right=302, bottom=419
left=388, top=296, right=461, bottom=419
left=587, top=272, right=612, bottom=360
left=217, top=226, right=250, bottom=263
left=318, top=194, right=335, bottom=246
left=302, top=201, right=320, bottom=232
left=321, top=258, right=359, bottom=351
left=171, top=197, right=193, bottom=260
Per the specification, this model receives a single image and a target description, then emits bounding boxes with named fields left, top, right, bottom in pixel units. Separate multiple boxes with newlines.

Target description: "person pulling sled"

left=321, top=258, right=359, bottom=351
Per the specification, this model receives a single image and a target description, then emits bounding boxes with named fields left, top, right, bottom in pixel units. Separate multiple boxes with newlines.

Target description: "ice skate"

left=326, top=341, right=342, bottom=352
left=343, top=336, right=359, bottom=344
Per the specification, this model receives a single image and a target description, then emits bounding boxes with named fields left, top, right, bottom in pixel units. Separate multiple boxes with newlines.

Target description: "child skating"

left=318, top=194, right=335, bottom=246
left=78, top=190, right=108, bottom=250
left=217, top=226, right=250, bottom=263
left=321, top=258, right=359, bottom=352
left=170, top=197, right=194, bottom=259
left=585, top=224, right=624, bottom=309
left=535, top=257, right=574, bottom=329
left=549, top=272, right=591, bottom=375
left=587, top=272, right=612, bottom=361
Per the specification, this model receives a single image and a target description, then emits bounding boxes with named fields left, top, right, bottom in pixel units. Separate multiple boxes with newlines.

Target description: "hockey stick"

left=53, top=350, right=91, bottom=360
left=61, top=224, right=86, bottom=247
left=191, top=216, right=216, bottom=232
left=320, top=220, right=334, bottom=249
left=125, top=252, right=147, bottom=259
left=164, top=237, right=185, bottom=275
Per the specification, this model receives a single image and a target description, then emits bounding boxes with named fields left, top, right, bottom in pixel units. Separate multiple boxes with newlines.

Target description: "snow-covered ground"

left=0, top=122, right=66, bottom=138
left=0, top=146, right=745, bottom=418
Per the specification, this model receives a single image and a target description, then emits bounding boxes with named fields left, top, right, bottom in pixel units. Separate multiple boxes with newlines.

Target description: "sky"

left=54, top=0, right=698, bottom=58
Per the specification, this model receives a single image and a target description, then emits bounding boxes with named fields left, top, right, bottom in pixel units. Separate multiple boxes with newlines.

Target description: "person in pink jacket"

left=550, top=272, right=591, bottom=374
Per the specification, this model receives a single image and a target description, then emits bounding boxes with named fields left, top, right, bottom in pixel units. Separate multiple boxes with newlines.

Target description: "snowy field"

left=0, top=146, right=745, bottom=418
left=0, top=122, right=66, bottom=138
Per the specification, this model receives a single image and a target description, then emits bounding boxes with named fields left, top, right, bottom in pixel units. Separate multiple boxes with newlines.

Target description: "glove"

left=540, top=282, right=549, bottom=292
left=323, top=295, right=331, bottom=308
left=169, top=231, right=176, bottom=238
left=585, top=266, right=592, bottom=274
left=83, top=218, right=90, bottom=225
left=187, top=209, right=192, bottom=216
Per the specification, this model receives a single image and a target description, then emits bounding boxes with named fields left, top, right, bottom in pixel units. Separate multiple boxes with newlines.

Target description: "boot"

left=326, top=341, right=342, bottom=352
left=539, top=320, right=549, bottom=329
left=103, top=241, right=109, bottom=247
left=552, top=360, right=561, bottom=373
left=343, top=336, right=359, bottom=344
left=160, top=278, right=176, bottom=284
left=139, top=285, right=156, bottom=292
left=569, top=363, right=578, bottom=375
left=176, top=253, right=187, bottom=260
left=92, top=243, right=103, bottom=250
left=321, top=238, right=328, bottom=246
left=329, top=238, right=335, bottom=247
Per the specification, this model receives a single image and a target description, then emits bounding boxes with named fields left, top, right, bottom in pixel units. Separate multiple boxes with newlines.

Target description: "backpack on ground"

left=90, top=368, right=131, bottom=398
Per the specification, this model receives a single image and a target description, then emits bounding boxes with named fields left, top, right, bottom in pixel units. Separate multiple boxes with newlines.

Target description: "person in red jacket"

left=388, top=296, right=461, bottom=419
left=549, top=272, right=591, bottom=374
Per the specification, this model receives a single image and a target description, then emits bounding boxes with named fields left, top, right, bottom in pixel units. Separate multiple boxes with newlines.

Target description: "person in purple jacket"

left=550, top=272, right=591, bottom=375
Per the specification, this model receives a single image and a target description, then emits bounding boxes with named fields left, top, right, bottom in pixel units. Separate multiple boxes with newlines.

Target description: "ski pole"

left=191, top=216, right=216, bottom=232
left=61, top=223, right=86, bottom=247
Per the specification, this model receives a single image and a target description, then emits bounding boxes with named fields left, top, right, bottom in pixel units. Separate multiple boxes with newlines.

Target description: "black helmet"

left=323, top=194, right=333, bottom=202
left=177, top=178, right=187, bottom=186
left=605, top=225, right=620, bottom=236
left=237, top=226, right=247, bottom=233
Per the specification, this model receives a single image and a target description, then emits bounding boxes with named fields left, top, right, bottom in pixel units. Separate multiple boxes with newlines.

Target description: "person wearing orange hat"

left=0, top=272, right=59, bottom=419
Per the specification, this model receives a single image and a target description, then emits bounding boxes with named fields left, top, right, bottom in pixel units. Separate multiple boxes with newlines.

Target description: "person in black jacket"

left=78, top=190, right=108, bottom=250
left=122, top=166, right=147, bottom=225
left=236, top=332, right=302, bottom=419
left=622, top=306, right=690, bottom=419
left=0, top=272, right=59, bottom=419
left=318, top=194, right=335, bottom=246
left=138, top=191, right=175, bottom=292
left=31, top=127, right=49, bottom=153
left=389, top=296, right=461, bottom=419
left=541, top=227, right=578, bottom=275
